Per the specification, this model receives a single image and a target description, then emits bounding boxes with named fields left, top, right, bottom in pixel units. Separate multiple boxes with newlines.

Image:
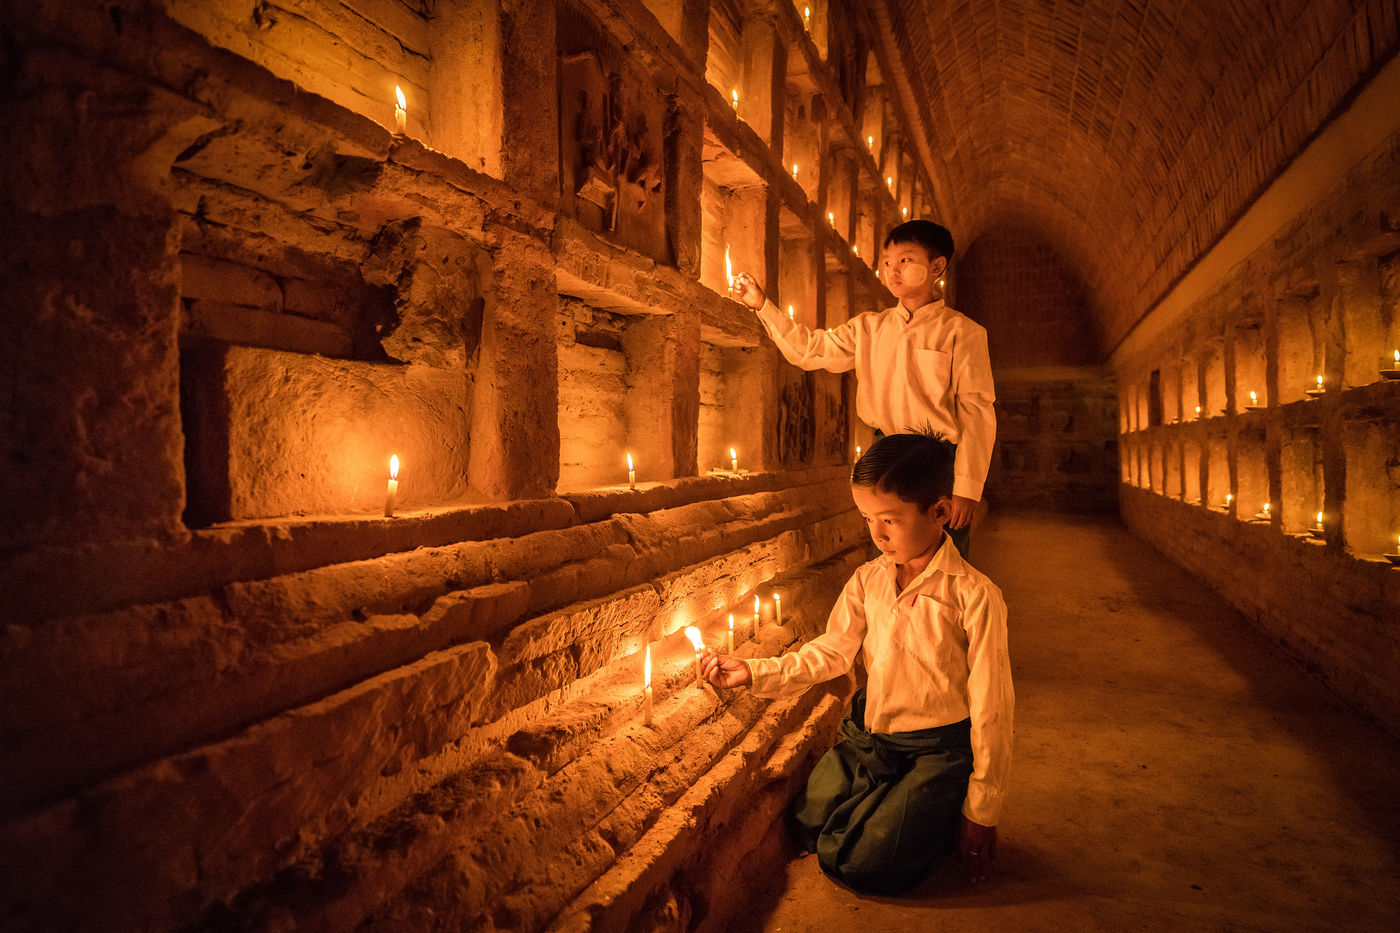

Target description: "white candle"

left=384, top=454, right=399, bottom=517
left=1262, top=502, right=1271, bottom=516
left=1315, top=511, right=1324, bottom=529
left=1316, top=375, right=1324, bottom=390
left=731, top=88, right=739, bottom=110
left=1249, top=391, right=1258, bottom=406
left=1195, top=405, right=1202, bottom=418
left=730, top=447, right=738, bottom=472
left=792, top=164, right=799, bottom=180
left=1225, top=493, right=1234, bottom=508
left=394, top=86, right=407, bottom=134
left=788, top=305, right=795, bottom=320
left=753, top=594, right=760, bottom=635
left=725, top=245, right=734, bottom=291
left=643, top=643, right=653, bottom=726
left=627, top=452, right=635, bottom=489
left=804, top=6, right=811, bottom=26
left=727, top=614, right=734, bottom=656
left=684, top=626, right=705, bottom=687
left=775, top=592, right=782, bottom=625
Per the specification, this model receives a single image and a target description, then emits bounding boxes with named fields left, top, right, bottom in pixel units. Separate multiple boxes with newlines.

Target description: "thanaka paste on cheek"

left=901, top=262, right=929, bottom=286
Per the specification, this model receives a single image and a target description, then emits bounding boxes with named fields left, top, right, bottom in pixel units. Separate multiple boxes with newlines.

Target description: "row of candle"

left=641, top=592, right=783, bottom=725
left=1214, top=495, right=1400, bottom=555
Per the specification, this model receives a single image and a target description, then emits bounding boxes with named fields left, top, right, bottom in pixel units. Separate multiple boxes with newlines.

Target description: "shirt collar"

left=875, top=532, right=967, bottom=591
left=892, top=298, right=946, bottom=323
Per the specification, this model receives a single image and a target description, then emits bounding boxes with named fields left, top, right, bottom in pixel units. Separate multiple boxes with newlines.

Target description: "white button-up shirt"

left=756, top=298, right=997, bottom=500
left=746, top=535, right=1014, bottom=825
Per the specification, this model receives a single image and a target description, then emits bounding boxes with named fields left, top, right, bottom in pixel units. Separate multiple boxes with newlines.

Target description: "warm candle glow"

left=787, top=305, right=795, bottom=320
left=902, top=206, right=909, bottom=217
left=1195, top=405, right=1202, bottom=416
left=856, top=445, right=862, bottom=458
left=684, top=625, right=705, bottom=687
left=643, top=643, right=653, bottom=725
left=804, top=6, right=811, bottom=23
left=774, top=592, right=782, bottom=625
left=730, top=447, right=737, bottom=472
left=627, top=452, right=635, bottom=489
left=1316, top=511, right=1324, bottom=526
left=394, top=85, right=407, bottom=134
left=886, top=176, right=894, bottom=187
left=1394, top=350, right=1398, bottom=363
left=727, top=613, right=735, bottom=655
left=644, top=642, right=651, bottom=686
left=1225, top=493, right=1234, bottom=506
left=792, top=163, right=799, bottom=179
left=1262, top=502, right=1271, bottom=515
left=1250, top=391, right=1258, bottom=405
left=626, top=452, right=633, bottom=472
left=731, top=88, right=739, bottom=110
left=1316, top=375, right=1324, bottom=389
left=828, top=211, right=835, bottom=225
left=725, top=244, right=733, bottom=291
left=867, top=134, right=874, bottom=148
left=384, top=454, right=400, bottom=517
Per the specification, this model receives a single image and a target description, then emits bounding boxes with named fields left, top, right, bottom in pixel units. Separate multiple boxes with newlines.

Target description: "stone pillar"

left=741, top=14, right=787, bottom=152
left=470, top=230, right=559, bottom=499
left=623, top=312, right=700, bottom=479
left=500, top=0, right=559, bottom=205
left=667, top=87, right=706, bottom=278
left=430, top=0, right=504, bottom=176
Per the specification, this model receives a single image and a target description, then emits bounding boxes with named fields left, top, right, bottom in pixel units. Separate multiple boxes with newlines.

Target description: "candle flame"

left=828, top=211, right=835, bottom=224
left=627, top=452, right=634, bottom=471
left=792, top=163, right=799, bottom=178
left=731, top=88, right=739, bottom=109
left=725, top=245, right=733, bottom=290
left=787, top=305, right=795, bottom=319
left=754, top=594, right=760, bottom=614
left=804, top=6, right=810, bottom=19
left=1263, top=502, right=1270, bottom=513
left=902, top=206, right=909, bottom=217
left=395, top=86, right=406, bottom=110
left=1394, top=349, right=1398, bottom=363
left=1316, top=375, right=1324, bottom=387
left=1316, top=511, right=1324, bottom=525
left=644, top=642, right=651, bottom=686
left=389, top=454, right=399, bottom=480
left=730, top=447, right=737, bottom=460
left=684, top=626, right=704, bottom=652
left=1250, top=391, right=1258, bottom=404
left=867, top=135, right=874, bottom=147
left=856, top=445, right=862, bottom=457
left=728, top=614, right=734, bottom=632
left=886, top=176, right=894, bottom=187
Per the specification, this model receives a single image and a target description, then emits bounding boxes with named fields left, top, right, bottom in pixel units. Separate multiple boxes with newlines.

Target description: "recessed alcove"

left=705, top=0, right=742, bottom=109
left=557, top=299, right=650, bottom=491
left=1119, top=386, right=1132, bottom=434
left=823, top=256, right=852, bottom=328
left=825, top=150, right=855, bottom=239
left=783, top=85, right=823, bottom=202
left=1160, top=364, right=1182, bottom=422
left=700, top=135, right=766, bottom=296
left=1207, top=438, right=1232, bottom=509
left=1341, top=419, right=1400, bottom=555
left=778, top=219, right=817, bottom=327
left=1163, top=440, right=1183, bottom=498
left=1135, top=378, right=1150, bottom=430
left=1236, top=431, right=1269, bottom=520
left=1148, top=442, right=1165, bottom=495
left=1203, top=340, right=1227, bottom=415
left=1183, top=440, right=1202, bottom=503
left=1337, top=256, right=1384, bottom=388
left=699, top=342, right=766, bottom=474
left=1280, top=427, right=1323, bottom=535
left=795, top=0, right=829, bottom=58
left=854, top=198, right=877, bottom=265
left=1233, top=319, right=1268, bottom=409
left=1276, top=289, right=1325, bottom=402
left=1182, top=359, right=1201, bottom=419
left=1120, top=445, right=1132, bottom=484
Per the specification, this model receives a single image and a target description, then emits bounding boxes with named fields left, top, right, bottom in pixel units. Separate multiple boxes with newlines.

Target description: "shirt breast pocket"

left=909, top=347, right=953, bottom=402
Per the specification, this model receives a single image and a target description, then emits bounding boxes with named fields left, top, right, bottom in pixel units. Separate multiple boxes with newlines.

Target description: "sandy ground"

left=737, top=511, right=1400, bottom=933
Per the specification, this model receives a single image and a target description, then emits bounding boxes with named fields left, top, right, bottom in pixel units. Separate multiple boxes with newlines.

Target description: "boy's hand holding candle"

left=700, top=649, right=751, bottom=689
left=728, top=271, right=766, bottom=309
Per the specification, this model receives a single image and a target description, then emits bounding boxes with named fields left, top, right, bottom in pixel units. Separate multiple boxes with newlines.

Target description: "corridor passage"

left=750, top=513, right=1400, bottom=932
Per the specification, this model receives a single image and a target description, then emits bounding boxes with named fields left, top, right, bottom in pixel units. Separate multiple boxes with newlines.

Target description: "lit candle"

left=725, top=244, right=734, bottom=291
left=774, top=592, right=782, bottom=625
left=1315, top=511, right=1324, bottom=530
left=1249, top=391, right=1258, bottom=407
left=1225, top=492, right=1234, bottom=508
left=792, top=163, right=799, bottom=180
left=731, top=88, right=739, bottom=110
left=627, top=452, right=636, bottom=489
left=1262, top=502, right=1271, bottom=517
left=684, top=626, right=705, bottom=687
left=753, top=594, right=760, bottom=635
left=643, top=643, right=653, bottom=726
left=867, top=134, right=874, bottom=149
left=1316, top=375, right=1324, bottom=390
left=384, top=454, right=400, bottom=517
left=937, top=278, right=945, bottom=288
left=394, top=86, right=407, bottom=134
left=902, top=206, right=909, bottom=217
left=1384, top=350, right=1400, bottom=379
left=886, top=176, right=894, bottom=188
left=856, top=444, right=862, bottom=459
left=804, top=5, right=811, bottom=26
left=730, top=447, right=738, bottom=472
left=788, top=304, right=795, bottom=320
left=1195, top=405, right=1202, bottom=417
left=852, top=245, right=858, bottom=256
left=727, top=614, right=735, bottom=655
left=828, top=211, right=835, bottom=226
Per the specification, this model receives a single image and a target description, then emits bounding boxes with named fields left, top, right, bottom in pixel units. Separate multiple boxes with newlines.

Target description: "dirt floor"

left=737, top=511, right=1400, bottom=933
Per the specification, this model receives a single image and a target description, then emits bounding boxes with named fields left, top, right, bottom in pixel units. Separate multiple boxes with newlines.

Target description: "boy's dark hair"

left=851, top=432, right=956, bottom=511
left=883, top=220, right=955, bottom=263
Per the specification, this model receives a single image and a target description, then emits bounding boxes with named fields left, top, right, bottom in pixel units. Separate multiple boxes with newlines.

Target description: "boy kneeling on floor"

left=701, top=432, right=1014, bottom=893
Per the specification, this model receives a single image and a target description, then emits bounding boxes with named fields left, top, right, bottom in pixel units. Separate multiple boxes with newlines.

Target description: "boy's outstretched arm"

left=729, top=271, right=859, bottom=374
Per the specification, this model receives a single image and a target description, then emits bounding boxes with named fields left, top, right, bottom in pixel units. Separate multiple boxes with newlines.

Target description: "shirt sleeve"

left=960, top=579, right=1014, bottom=826
left=746, top=568, right=869, bottom=697
left=754, top=299, right=859, bottom=374
left=952, top=323, right=997, bottom=500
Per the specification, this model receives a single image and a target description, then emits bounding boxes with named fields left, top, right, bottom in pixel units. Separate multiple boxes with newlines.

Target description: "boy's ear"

left=928, top=496, right=953, bottom=525
left=930, top=255, right=949, bottom=279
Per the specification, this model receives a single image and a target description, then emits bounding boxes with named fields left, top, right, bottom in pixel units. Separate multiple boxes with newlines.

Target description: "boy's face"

left=852, top=483, right=950, bottom=565
left=881, top=242, right=947, bottom=303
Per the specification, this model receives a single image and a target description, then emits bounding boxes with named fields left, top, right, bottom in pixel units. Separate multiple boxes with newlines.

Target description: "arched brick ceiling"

left=871, top=0, right=1400, bottom=357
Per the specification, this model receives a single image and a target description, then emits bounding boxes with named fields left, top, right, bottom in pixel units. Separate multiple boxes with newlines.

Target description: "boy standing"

left=730, top=221, right=995, bottom=556
left=702, top=433, right=1013, bottom=894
